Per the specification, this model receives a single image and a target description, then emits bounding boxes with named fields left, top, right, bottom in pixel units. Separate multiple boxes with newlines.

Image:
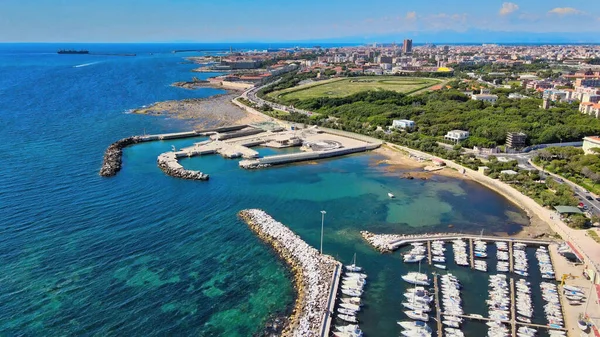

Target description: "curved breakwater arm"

left=238, top=209, right=340, bottom=337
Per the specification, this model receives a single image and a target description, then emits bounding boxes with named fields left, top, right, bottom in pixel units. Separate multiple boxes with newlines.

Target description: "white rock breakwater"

left=239, top=209, right=339, bottom=337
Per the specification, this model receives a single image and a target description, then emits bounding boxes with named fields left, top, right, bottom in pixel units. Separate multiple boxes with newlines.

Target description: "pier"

left=360, top=231, right=554, bottom=253
left=433, top=274, right=443, bottom=337
left=469, top=238, right=474, bottom=269
left=320, top=262, right=342, bottom=337
left=427, top=240, right=432, bottom=265
left=509, top=241, right=514, bottom=273
left=510, top=278, right=516, bottom=337
left=440, top=313, right=568, bottom=332
left=238, top=209, right=340, bottom=337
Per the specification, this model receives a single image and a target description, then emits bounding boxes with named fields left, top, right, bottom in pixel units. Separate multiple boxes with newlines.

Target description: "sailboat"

left=577, top=281, right=595, bottom=332
left=388, top=192, right=395, bottom=198
left=346, top=253, right=362, bottom=272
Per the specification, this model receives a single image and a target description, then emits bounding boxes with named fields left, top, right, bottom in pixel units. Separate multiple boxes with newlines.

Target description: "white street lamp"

left=320, top=210, right=326, bottom=254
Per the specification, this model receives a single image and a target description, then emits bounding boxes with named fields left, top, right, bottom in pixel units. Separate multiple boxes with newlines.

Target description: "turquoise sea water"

left=0, top=44, right=531, bottom=336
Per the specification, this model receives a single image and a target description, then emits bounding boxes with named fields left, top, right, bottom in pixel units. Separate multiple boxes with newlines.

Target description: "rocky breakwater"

left=360, top=231, right=398, bottom=253
left=157, top=152, right=209, bottom=181
left=99, top=136, right=143, bottom=177
left=238, top=209, right=338, bottom=337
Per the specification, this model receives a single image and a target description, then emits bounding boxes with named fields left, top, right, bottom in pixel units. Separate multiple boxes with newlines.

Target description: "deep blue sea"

left=0, top=43, right=533, bottom=336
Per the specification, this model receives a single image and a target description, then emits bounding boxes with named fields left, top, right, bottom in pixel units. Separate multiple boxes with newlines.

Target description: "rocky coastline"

left=238, top=209, right=338, bottom=337
left=171, top=77, right=211, bottom=90
left=157, top=153, right=209, bottom=181
left=99, top=136, right=143, bottom=177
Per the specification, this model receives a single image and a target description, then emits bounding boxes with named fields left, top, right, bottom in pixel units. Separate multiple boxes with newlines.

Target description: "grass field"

left=268, top=77, right=442, bottom=102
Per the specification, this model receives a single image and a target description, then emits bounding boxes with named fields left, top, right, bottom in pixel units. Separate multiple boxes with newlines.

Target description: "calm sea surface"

left=0, top=44, right=532, bottom=336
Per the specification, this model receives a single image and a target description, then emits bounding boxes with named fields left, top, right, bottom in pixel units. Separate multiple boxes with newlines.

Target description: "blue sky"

left=1, top=0, right=599, bottom=42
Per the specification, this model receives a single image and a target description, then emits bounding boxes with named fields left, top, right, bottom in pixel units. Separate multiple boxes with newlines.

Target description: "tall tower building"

left=402, top=39, right=413, bottom=54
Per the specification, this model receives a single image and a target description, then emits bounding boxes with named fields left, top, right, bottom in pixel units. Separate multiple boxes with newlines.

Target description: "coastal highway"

left=478, top=151, right=600, bottom=217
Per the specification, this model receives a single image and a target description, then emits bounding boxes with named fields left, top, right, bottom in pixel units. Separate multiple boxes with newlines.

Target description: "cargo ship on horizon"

left=57, top=49, right=89, bottom=54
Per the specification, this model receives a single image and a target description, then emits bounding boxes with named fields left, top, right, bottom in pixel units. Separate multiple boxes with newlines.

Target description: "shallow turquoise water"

left=0, top=44, right=531, bottom=336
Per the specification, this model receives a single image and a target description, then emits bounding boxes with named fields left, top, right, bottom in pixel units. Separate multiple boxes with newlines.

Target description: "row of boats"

left=487, top=274, right=511, bottom=336
left=473, top=240, right=488, bottom=272
left=399, top=271, right=433, bottom=337
left=535, top=246, right=556, bottom=280
left=513, top=243, right=529, bottom=277
left=452, top=239, right=469, bottom=267
left=540, top=282, right=565, bottom=329
left=496, top=242, right=510, bottom=273
left=334, top=260, right=366, bottom=337
left=439, top=273, right=465, bottom=337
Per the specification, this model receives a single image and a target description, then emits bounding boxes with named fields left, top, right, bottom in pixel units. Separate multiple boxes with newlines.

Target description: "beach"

left=372, top=145, right=472, bottom=180
left=132, top=93, right=267, bottom=129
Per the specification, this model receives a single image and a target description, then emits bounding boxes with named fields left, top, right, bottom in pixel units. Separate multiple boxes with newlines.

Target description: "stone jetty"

left=157, top=153, right=209, bottom=181
left=238, top=209, right=339, bottom=337
left=99, top=136, right=142, bottom=177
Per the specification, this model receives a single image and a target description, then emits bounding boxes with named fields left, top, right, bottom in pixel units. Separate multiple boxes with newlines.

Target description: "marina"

left=361, top=232, right=589, bottom=337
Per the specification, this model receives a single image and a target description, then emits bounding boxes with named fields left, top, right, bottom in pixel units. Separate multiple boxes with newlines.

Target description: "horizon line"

left=2, top=41, right=600, bottom=45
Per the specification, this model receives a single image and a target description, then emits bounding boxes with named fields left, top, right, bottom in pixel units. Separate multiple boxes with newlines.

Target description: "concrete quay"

left=239, top=127, right=382, bottom=169
left=238, top=209, right=339, bottom=337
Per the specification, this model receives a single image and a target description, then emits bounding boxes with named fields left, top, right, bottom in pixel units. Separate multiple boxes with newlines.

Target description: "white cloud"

left=548, top=7, right=584, bottom=16
left=499, top=2, right=519, bottom=16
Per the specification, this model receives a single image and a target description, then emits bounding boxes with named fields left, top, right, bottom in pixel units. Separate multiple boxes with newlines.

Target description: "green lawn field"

left=268, top=77, right=442, bottom=102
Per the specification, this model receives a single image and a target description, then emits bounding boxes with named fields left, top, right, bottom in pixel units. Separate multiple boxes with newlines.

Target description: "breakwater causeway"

left=99, top=136, right=143, bottom=176
left=238, top=209, right=340, bottom=337
left=98, top=126, right=248, bottom=177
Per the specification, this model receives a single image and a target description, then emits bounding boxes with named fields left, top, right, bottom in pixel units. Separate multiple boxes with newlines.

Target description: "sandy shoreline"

left=132, top=93, right=267, bottom=129
left=371, top=145, right=471, bottom=180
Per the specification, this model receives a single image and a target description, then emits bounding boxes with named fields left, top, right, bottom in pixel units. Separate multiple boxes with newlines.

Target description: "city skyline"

left=1, top=0, right=600, bottom=43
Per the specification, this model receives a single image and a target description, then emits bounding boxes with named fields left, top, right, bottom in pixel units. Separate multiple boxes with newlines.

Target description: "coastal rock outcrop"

left=239, top=209, right=339, bottom=337
left=157, top=153, right=209, bottom=181
left=99, top=136, right=143, bottom=177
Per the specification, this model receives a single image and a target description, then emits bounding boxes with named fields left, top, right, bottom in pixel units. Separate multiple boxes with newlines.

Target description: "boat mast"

left=583, top=279, right=595, bottom=319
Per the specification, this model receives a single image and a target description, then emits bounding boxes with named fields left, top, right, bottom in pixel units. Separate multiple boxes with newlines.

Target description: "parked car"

left=586, top=196, right=593, bottom=201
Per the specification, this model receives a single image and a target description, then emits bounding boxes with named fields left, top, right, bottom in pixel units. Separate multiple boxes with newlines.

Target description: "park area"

left=267, top=76, right=441, bottom=102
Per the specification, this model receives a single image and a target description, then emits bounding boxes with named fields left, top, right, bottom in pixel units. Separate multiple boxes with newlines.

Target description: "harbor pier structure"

left=101, top=124, right=381, bottom=181
left=360, top=231, right=554, bottom=253
left=433, top=273, right=443, bottom=337
left=238, top=209, right=340, bottom=337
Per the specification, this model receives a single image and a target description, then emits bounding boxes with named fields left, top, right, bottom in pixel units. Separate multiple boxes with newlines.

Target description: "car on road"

left=555, top=178, right=564, bottom=183
left=586, top=196, right=593, bottom=201
left=596, top=197, right=600, bottom=202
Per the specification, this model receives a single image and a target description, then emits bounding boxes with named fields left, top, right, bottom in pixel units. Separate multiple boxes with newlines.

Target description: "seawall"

left=238, top=209, right=339, bottom=337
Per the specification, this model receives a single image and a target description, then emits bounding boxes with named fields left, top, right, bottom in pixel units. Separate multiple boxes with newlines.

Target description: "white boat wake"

left=73, top=62, right=101, bottom=68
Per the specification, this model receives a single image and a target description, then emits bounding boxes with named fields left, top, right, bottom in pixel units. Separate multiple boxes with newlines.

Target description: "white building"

left=445, top=130, right=469, bottom=143
left=471, top=94, right=498, bottom=103
left=391, top=119, right=415, bottom=129
left=583, top=136, right=600, bottom=154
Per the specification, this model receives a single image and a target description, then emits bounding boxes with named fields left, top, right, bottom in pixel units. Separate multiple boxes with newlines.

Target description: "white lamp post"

left=320, top=210, right=326, bottom=254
